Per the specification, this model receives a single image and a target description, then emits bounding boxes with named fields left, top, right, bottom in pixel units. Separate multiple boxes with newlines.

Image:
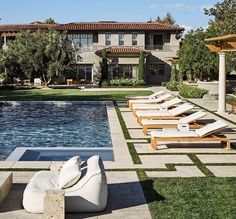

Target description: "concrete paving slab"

left=0, top=171, right=151, bottom=219
left=139, top=154, right=193, bottom=168
left=0, top=161, right=15, bottom=169
left=197, top=155, right=236, bottom=163
left=129, top=129, right=149, bottom=139
left=121, top=112, right=141, bottom=129
left=206, top=166, right=236, bottom=177
left=11, top=161, right=51, bottom=169
left=126, top=139, right=148, bottom=143
left=134, top=143, right=236, bottom=154
left=146, top=166, right=205, bottom=177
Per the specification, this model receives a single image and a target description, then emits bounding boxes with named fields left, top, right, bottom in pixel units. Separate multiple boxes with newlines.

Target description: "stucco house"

left=0, top=21, right=184, bottom=85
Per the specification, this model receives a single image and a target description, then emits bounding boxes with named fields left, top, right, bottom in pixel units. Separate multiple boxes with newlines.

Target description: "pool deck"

left=0, top=86, right=236, bottom=218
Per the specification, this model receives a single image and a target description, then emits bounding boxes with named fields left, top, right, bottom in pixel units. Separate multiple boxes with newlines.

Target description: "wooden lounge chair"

left=126, top=91, right=164, bottom=106
left=136, top=103, right=194, bottom=124
left=141, top=111, right=207, bottom=135
left=150, top=120, right=231, bottom=150
left=132, top=97, right=182, bottom=116
left=128, top=94, right=172, bottom=109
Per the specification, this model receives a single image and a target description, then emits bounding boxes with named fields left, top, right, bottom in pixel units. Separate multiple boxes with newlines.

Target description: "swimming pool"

left=0, top=101, right=113, bottom=161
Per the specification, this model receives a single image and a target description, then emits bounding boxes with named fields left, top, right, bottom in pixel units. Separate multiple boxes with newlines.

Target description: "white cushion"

left=133, top=103, right=161, bottom=110
left=179, top=111, right=206, bottom=123
left=160, top=97, right=182, bottom=108
left=141, top=119, right=178, bottom=125
left=136, top=110, right=171, bottom=117
left=58, top=156, right=82, bottom=189
left=169, top=103, right=193, bottom=116
left=151, top=130, right=198, bottom=138
left=195, top=120, right=228, bottom=137
left=148, top=91, right=165, bottom=99
left=129, top=94, right=171, bottom=104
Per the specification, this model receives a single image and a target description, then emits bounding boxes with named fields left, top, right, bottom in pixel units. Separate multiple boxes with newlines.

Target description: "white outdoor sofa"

left=23, top=155, right=108, bottom=213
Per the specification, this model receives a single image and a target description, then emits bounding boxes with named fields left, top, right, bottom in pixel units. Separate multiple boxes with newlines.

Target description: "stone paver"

left=134, top=143, right=236, bottom=154
left=146, top=166, right=205, bottom=177
left=197, top=155, right=236, bottom=163
left=121, top=111, right=141, bottom=129
left=126, top=139, right=148, bottom=143
left=11, top=161, right=51, bottom=169
left=207, top=166, right=236, bottom=177
left=0, top=171, right=151, bottom=219
left=139, top=154, right=193, bottom=168
left=129, top=129, right=149, bottom=139
left=0, top=161, right=15, bottom=169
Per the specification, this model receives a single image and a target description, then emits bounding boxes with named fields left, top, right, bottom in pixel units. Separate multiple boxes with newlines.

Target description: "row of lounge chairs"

left=126, top=91, right=231, bottom=150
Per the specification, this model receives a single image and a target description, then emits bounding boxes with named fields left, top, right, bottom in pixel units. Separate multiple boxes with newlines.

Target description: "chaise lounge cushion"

left=151, top=129, right=198, bottom=138
left=58, top=156, right=82, bottom=189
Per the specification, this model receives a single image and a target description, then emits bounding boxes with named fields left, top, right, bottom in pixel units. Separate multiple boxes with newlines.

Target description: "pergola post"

left=218, top=52, right=226, bottom=113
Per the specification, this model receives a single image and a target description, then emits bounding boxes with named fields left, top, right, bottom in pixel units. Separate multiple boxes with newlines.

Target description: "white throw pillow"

left=58, top=156, right=82, bottom=189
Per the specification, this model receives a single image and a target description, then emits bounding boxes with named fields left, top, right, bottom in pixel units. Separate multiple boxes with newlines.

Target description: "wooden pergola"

left=205, top=34, right=236, bottom=113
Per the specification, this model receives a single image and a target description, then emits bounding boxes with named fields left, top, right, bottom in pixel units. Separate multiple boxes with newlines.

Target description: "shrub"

left=179, top=84, right=208, bottom=98
left=161, top=82, right=167, bottom=87
left=101, top=78, right=145, bottom=87
left=166, top=81, right=180, bottom=91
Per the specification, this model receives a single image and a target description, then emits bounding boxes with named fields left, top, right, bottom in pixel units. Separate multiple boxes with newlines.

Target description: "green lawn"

left=138, top=170, right=236, bottom=219
left=0, top=88, right=152, bottom=101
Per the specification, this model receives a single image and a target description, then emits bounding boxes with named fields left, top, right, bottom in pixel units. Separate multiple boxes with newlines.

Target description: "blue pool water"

left=0, top=101, right=113, bottom=160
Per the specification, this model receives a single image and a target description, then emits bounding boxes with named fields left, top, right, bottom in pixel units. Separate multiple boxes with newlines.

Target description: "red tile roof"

left=95, top=47, right=151, bottom=56
left=55, top=22, right=184, bottom=31
left=0, top=22, right=184, bottom=33
left=0, top=22, right=57, bottom=32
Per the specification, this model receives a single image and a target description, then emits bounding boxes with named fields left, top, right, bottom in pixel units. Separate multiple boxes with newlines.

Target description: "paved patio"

left=0, top=86, right=236, bottom=218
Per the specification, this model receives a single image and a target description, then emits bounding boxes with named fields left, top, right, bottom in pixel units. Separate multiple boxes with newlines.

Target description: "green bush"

left=101, top=78, right=145, bottom=87
left=166, top=81, right=180, bottom=91
left=179, top=84, right=208, bottom=98
left=161, top=82, right=167, bottom=87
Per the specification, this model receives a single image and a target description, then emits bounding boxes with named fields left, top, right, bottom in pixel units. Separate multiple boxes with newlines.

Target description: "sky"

left=0, top=0, right=220, bottom=31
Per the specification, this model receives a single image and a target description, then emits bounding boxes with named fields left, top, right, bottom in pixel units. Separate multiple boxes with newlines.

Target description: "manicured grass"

left=138, top=170, right=236, bottom=219
left=0, top=89, right=152, bottom=101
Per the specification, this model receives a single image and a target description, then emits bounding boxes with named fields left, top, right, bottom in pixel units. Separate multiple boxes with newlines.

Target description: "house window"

left=109, top=64, right=136, bottom=79
left=132, top=34, right=138, bottom=45
left=148, top=63, right=165, bottom=76
left=77, top=64, right=92, bottom=82
left=119, top=34, right=124, bottom=46
left=93, top=33, right=98, bottom=43
left=164, top=33, right=171, bottom=43
left=105, top=33, right=111, bottom=45
left=68, top=34, right=93, bottom=50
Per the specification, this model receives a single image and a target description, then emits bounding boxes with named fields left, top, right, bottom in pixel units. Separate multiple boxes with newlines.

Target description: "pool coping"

left=2, top=101, right=133, bottom=168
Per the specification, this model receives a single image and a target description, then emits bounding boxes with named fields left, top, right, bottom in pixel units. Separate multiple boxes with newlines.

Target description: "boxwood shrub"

left=161, top=82, right=167, bottom=87
left=179, top=84, right=208, bottom=98
left=165, top=81, right=180, bottom=91
left=101, top=78, right=145, bottom=87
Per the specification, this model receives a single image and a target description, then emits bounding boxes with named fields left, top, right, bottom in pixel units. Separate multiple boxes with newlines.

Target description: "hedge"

left=179, top=84, right=208, bottom=98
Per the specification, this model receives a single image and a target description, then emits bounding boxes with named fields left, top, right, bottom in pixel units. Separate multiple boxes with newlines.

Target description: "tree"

left=178, top=28, right=218, bottom=82
left=0, top=30, right=75, bottom=86
left=44, top=18, right=57, bottom=24
left=204, top=0, right=236, bottom=72
left=138, top=51, right=145, bottom=80
left=155, top=12, right=176, bottom=25
left=99, top=49, right=108, bottom=82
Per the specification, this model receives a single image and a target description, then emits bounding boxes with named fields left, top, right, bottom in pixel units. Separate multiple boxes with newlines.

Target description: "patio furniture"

left=136, top=103, right=194, bottom=124
left=141, top=111, right=207, bottom=135
left=129, top=94, right=172, bottom=109
left=23, top=155, right=108, bottom=213
left=150, top=120, right=231, bottom=150
left=66, top=79, right=73, bottom=86
left=132, top=97, right=182, bottom=116
left=126, top=90, right=164, bottom=106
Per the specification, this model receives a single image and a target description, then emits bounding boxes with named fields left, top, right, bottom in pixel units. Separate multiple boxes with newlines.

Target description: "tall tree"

left=138, top=51, right=145, bottom=80
left=178, top=29, right=218, bottom=82
left=100, top=49, right=108, bottom=81
left=44, top=18, right=57, bottom=24
left=155, top=12, right=176, bottom=25
left=204, top=0, right=236, bottom=72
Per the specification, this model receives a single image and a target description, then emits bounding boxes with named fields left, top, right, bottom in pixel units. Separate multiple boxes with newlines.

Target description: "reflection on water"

left=0, top=102, right=112, bottom=160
